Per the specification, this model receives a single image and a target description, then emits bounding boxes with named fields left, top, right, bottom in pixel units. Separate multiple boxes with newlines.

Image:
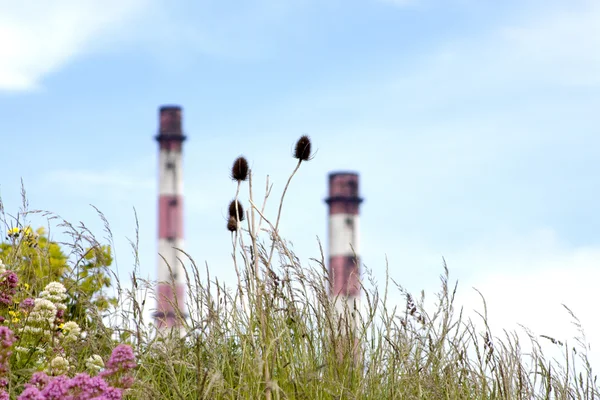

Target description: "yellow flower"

left=7, top=227, right=20, bottom=237
left=8, top=311, right=20, bottom=323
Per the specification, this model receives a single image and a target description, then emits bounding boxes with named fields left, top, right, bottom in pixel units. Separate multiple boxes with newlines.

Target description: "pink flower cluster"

left=20, top=298, right=35, bottom=311
left=0, top=272, right=18, bottom=306
left=18, top=372, right=122, bottom=400
left=0, top=342, right=136, bottom=400
left=99, top=345, right=136, bottom=389
left=0, top=327, right=15, bottom=378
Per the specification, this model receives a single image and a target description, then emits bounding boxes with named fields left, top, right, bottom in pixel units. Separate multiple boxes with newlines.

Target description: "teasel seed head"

left=227, top=216, right=238, bottom=232
left=294, top=135, right=312, bottom=161
left=231, top=156, right=249, bottom=181
left=228, top=200, right=245, bottom=221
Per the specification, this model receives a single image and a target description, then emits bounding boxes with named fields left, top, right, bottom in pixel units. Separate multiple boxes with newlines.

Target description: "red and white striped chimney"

left=325, top=172, right=363, bottom=328
left=154, top=105, right=187, bottom=330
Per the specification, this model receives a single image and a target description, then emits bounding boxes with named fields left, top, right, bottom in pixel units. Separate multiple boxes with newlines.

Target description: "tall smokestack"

left=325, top=172, right=363, bottom=330
left=154, top=105, right=187, bottom=330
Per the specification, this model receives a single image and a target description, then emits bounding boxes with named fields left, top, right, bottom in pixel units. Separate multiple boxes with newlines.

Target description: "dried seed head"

left=294, top=135, right=312, bottom=161
left=231, top=156, right=249, bottom=181
left=227, top=216, right=238, bottom=232
left=228, top=200, right=245, bottom=221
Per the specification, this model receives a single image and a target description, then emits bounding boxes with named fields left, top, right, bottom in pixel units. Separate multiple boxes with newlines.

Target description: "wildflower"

left=7, top=227, right=20, bottom=238
left=23, top=227, right=39, bottom=248
left=39, top=282, right=67, bottom=308
left=68, top=373, right=110, bottom=397
left=0, top=327, right=14, bottom=376
left=47, top=356, right=69, bottom=376
left=85, top=354, right=105, bottom=373
left=227, top=216, right=238, bottom=232
left=24, top=298, right=58, bottom=338
left=20, top=298, right=35, bottom=311
left=8, top=310, right=20, bottom=323
left=102, top=387, right=123, bottom=399
left=61, top=321, right=81, bottom=341
left=40, top=375, right=69, bottom=398
left=0, top=271, right=19, bottom=305
left=231, top=156, right=249, bottom=181
left=228, top=200, right=245, bottom=222
left=17, top=387, right=44, bottom=400
left=105, top=345, right=136, bottom=371
left=20, top=372, right=124, bottom=399
left=0, top=390, right=8, bottom=400
left=26, top=372, right=50, bottom=390
left=294, top=135, right=312, bottom=161
left=100, top=344, right=136, bottom=389
left=0, top=261, right=5, bottom=276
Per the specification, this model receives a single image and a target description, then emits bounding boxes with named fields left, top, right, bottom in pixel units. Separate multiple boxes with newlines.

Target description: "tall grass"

left=1, top=136, right=598, bottom=399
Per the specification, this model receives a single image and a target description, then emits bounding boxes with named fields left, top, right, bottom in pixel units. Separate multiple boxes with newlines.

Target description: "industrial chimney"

left=325, top=172, right=363, bottom=331
left=153, top=105, right=187, bottom=330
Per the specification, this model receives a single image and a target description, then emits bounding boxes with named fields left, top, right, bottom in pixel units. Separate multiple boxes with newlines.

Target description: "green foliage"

left=0, top=226, right=116, bottom=329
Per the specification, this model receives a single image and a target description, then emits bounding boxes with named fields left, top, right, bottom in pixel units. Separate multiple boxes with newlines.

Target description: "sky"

left=1, top=0, right=599, bottom=370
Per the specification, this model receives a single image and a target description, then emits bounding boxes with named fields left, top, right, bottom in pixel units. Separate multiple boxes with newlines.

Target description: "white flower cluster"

left=85, top=354, right=105, bottom=373
left=0, top=259, right=5, bottom=275
left=14, top=345, right=45, bottom=355
left=23, top=298, right=58, bottom=337
left=39, top=282, right=67, bottom=310
left=48, top=355, right=70, bottom=376
left=61, top=321, right=81, bottom=342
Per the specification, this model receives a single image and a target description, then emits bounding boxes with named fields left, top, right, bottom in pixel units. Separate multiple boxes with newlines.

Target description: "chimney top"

left=156, top=105, right=186, bottom=143
left=326, top=171, right=363, bottom=205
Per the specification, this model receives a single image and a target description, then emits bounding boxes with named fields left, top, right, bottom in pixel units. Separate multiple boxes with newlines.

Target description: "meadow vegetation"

left=0, top=135, right=597, bottom=399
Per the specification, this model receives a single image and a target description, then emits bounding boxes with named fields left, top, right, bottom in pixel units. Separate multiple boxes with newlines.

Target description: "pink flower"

left=96, top=387, right=122, bottom=400
left=99, top=345, right=136, bottom=390
left=19, top=370, right=127, bottom=399
left=0, top=327, right=14, bottom=376
left=20, top=298, right=35, bottom=310
left=40, top=375, right=69, bottom=399
left=0, top=327, right=15, bottom=349
left=17, top=387, right=44, bottom=400
left=0, top=272, right=18, bottom=306
left=27, top=372, right=51, bottom=390
left=105, top=345, right=136, bottom=372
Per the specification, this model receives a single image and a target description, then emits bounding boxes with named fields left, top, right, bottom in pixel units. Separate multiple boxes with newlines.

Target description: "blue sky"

left=1, top=0, right=599, bottom=367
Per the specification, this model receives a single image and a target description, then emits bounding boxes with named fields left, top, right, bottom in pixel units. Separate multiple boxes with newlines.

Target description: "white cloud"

left=442, top=228, right=600, bottom=369
left=496, top=2, right=600, bottom=87
left=0, top=0, right=150, bottom=91
left=311, top=1, right=600, bottom=117
left=361, top=228, right=600, bottom=370
left=444, top=2, right=599, bottom=86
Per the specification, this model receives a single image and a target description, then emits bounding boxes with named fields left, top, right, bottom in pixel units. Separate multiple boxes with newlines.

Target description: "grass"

left=0, top=136, right=598, bottom=399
